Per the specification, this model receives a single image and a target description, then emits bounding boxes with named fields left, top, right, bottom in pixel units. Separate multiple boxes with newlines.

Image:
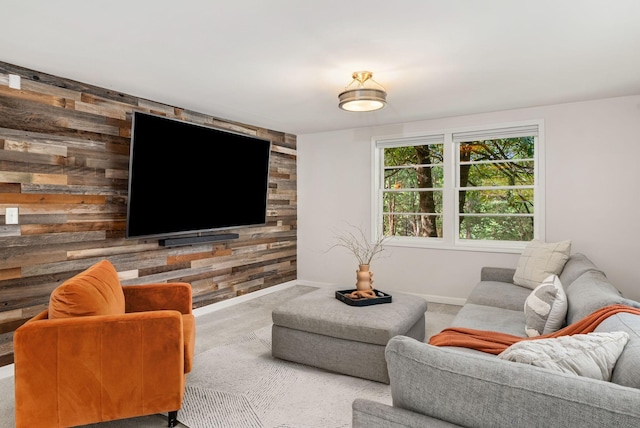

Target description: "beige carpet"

left=178, top=325, right=391, bottom=428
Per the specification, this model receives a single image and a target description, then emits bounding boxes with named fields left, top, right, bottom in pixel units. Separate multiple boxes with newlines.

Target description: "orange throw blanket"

left=428, top=304, right=640, bottom=355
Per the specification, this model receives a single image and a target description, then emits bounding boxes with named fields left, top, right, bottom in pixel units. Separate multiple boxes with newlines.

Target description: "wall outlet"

left=8, top=74, right=21, bottom=90
left=5, top=207, right=18, bottom=225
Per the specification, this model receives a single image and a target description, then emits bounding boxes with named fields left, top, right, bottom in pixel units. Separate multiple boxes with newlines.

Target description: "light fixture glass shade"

left=338, top=71, right=387, bottom=112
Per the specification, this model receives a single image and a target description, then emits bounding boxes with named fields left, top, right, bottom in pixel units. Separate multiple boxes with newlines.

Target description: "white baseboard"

left=295, top=279, right=337, bottom=288
left=405, top=293, right=466, bottom=307
left=192, top=280, right=299, bottom=317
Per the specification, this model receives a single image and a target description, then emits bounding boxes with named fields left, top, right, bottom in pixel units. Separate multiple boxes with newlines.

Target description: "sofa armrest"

left=123, top=282, right=193, bottom=314
left=353, top=398, right=462, bottom=428
left=480, top=266, right=516, bottom=283
left=14, top=311, right=186, bottom=427
left=386, top=336, right=640, bottom=428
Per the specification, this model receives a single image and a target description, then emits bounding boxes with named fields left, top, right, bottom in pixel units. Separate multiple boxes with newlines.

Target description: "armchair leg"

left=168, top=410, right=178, bottom=427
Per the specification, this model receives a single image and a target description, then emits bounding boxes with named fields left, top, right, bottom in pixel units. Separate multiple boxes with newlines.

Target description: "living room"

left=1, top=1, right=640, bottom=427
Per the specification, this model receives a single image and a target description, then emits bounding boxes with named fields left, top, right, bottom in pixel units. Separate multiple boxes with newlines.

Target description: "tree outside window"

left=383, top=144, right=443, bottom=238
left=458, top=137, right=535, bottom=242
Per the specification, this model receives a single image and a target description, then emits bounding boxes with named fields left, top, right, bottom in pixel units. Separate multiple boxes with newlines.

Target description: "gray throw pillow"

left=524, top=275, right=567, bottom=337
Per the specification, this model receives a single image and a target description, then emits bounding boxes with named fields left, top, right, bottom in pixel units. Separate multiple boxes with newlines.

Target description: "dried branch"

left=328, top=224, right=389, bottom=265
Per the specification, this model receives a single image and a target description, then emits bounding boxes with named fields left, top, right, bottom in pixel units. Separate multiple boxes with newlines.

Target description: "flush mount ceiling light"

left=338, top=71, right=387, bottom=112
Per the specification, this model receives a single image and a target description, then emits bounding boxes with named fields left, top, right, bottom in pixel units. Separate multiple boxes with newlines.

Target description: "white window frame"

left=371, top=120, right=545, bottom=253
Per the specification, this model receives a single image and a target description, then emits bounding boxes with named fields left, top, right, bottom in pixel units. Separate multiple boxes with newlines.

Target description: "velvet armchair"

left=13, top=260, right=196, bottom=428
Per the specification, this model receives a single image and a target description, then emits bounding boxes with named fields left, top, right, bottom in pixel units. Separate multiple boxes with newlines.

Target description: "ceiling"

left=2, top=1, right=640, bottom=135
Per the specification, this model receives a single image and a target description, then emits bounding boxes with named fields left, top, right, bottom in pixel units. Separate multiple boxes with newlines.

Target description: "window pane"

left=383, top=190, right=442, bottom=214
left=460, top=189, right=533, bottom=214
left=384, top=144, right=443, bottom=167
left=459, top=137, right=534, bottom=162
left=384, top=166, right=444, bottom=189
left=384, top=213, right=443, bottom=238
left=465, top=161, right=534, bottom=187
left=459, top=216, right=534, bottom=241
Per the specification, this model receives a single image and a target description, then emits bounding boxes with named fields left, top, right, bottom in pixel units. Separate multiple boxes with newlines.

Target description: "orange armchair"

left=13, top=260, right=196, bottom=428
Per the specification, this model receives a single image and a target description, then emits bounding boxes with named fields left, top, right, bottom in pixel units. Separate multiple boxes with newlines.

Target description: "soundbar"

left=159, top=233, right=239, bottom=247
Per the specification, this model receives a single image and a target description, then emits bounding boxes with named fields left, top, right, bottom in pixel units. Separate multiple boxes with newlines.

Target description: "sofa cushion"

left=524, top=275, right=567, bottom=337
left=451, top=304, right=527, bottom=337
left=559, top=253, right=602, bottom=289
left=594, top=312, right=640, bottom=389
left=497, top=331, right=629, bottom=381
left=466, top=280, right=531, bottom=312
left=513, top=239, right=571, bottom=289
left=49, top=260, right=125, bottom=319
left=564, top=270, right=640, bottom=325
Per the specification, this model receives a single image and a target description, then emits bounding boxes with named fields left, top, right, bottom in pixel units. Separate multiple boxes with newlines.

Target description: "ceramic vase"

left=356, top=264, right=374, bottom=291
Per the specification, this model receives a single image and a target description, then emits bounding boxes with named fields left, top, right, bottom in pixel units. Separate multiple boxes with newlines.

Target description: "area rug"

left=177, top=325, right=391, bottom=428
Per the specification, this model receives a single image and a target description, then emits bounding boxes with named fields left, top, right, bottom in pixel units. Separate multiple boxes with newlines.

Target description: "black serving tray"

left=335, top=289, right=392, bottom=306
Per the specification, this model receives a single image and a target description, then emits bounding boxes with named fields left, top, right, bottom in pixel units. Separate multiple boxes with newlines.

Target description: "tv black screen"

left=126, top=112, right=271, bottom=240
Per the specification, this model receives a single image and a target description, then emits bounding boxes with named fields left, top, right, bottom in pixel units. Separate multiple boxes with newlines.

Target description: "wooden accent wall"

left=0, top=62, right=297, bottom=366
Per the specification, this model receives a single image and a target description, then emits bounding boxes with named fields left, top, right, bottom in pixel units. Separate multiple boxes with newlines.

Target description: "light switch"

left=5, top=207, right=18, bottom=225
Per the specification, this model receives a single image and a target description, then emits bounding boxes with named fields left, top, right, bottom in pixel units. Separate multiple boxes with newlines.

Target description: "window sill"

left=384, top=236, right=525, bottom=254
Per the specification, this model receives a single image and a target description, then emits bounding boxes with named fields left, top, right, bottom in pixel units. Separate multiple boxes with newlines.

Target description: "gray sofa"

left=353, top=253, right=640, bottom=428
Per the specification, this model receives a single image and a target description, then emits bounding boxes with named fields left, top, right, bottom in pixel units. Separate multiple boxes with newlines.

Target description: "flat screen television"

left=126, top=112, right=271, bottom=242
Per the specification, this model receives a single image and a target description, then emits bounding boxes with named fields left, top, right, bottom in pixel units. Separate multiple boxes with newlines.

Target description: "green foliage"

left=459, top=216, right=534, bottom=241
left=382, top=137, right=534, bottom=241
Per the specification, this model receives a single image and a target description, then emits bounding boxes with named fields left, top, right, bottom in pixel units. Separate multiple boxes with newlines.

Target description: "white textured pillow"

left=497, top=331, right=630, bottom=381
left=513, top=239, right=571, bottom=289
left=524, top=275, right=567, bottom=337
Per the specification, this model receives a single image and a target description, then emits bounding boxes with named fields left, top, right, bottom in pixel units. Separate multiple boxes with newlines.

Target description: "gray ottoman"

left=271, top=287, right=428, bottom=384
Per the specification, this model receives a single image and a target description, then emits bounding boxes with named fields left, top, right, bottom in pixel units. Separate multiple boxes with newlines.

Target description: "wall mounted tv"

left=126, top=111, right=271, bottom=245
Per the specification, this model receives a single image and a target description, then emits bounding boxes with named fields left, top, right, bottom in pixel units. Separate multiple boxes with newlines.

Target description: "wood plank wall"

left=0, top=62, right=297, bottom=366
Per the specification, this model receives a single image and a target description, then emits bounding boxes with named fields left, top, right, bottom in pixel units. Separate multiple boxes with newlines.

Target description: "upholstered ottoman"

left=271, top=287, right=428, bottom=384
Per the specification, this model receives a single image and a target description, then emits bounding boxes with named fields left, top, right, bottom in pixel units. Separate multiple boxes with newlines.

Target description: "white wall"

left=297, top=95, right=640, bottom=304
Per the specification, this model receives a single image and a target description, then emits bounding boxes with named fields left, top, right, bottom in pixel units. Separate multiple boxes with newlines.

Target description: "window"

left=381, top=135, right=445, bottom=238
left=373, top=121, right=543, bottom=252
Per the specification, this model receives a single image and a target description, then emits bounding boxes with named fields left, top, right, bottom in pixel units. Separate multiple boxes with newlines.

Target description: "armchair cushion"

left=49, top=260, right=125, bottom=319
